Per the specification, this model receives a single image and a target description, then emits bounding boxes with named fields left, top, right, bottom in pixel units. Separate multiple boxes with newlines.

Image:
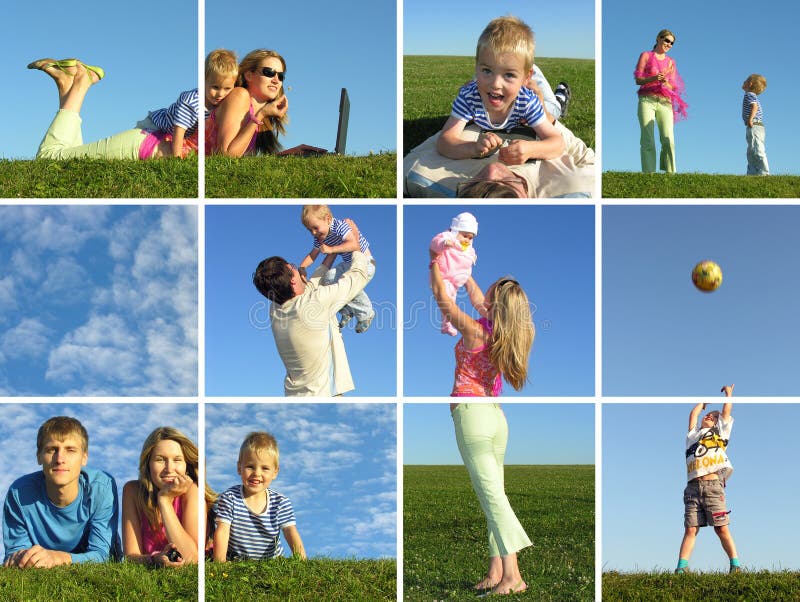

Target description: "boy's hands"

left=499, top=140, right=534, bottom=165
left=721, top=384, right=735, bottom=397
left=474, top=131, right=503, bottom=157
left=3, top=545, right=71, bottom=568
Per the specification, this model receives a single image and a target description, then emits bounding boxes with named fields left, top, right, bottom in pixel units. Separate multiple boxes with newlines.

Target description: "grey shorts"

left=683, top=479, right=729, bottom=527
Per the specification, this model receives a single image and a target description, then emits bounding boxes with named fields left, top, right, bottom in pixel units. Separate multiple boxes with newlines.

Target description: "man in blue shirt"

left=3, top=416, right=120, bottom=567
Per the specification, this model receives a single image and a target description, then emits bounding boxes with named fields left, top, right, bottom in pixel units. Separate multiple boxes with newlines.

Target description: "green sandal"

left=79, top=62, right=105, bottom=81
left=27, top=58, right=78, bottom=71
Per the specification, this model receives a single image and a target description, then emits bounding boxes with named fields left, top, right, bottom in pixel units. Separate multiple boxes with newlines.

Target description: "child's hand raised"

left=474, top=131, right=503, bottom=157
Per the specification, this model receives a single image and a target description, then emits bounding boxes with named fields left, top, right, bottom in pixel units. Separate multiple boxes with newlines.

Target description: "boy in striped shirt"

left=213, top=432, right=306, bottom=561
left=742, top=74, right=769, bottom=175
left=436, top=15, right=564, bottom=164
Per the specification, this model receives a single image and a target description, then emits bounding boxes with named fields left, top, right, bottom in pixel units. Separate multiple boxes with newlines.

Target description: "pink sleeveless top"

left=451, top=317, right=503, bottom=397
left=634, top=51, right=688, bottom=121
left=205, top=104, right=258, bottom=156
left=140, top=496, right=183, bottom=554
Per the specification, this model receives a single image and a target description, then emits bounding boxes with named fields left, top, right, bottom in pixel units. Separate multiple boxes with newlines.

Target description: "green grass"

left=0, top=158, right=198, bottom=198
left=403, top=56, right=595, bottom=156
left=205, top=153, right=397, bottom=198
left=404, top=465, right=594, bottom=601
left=205, top=557, right=396, bottom=601
left=0, top=561, right=197, bottom=602
left=603, top=570, right=800, bottom=601
left=603, top=171, right=800, bottom=198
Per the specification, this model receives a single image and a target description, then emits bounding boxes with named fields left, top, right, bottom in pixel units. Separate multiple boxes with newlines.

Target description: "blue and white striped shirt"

left=451, top=80, right=546, bottom=131
left=742, top=91, right=763, bottom=125
left=312, top=217, right=369, bottom=264
left=149, top=89, right=200, bottom=135
left=214, top=485, right=296, bottom=560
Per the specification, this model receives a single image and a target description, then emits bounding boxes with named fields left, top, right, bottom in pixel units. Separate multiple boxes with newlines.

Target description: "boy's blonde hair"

left=476, top=16, right=535, bottom=73
left=744, top=74, right=767, bottom=95
left=36, top=416, right=88, bottom=454
left=239, top=431, right=280, bottom=466
left=205, top=48, right=238, bottom=81
left=301, top=204, right=333, bottom=227
left=489, top=278, right=535, bottom=391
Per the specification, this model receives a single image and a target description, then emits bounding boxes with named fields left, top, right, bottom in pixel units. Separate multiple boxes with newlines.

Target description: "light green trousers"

left=36, top=109, right=147, bottom=159
left=637, top=95, right=675, bottom=173
left=453, top=403, right=532, bottom=557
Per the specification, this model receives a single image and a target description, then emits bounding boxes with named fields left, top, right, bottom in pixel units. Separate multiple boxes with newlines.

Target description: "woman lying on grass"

left=121, top=427, right=215, bottom=567
left=206, top=49, right=289, bottom=156
left=28, top=59, right=195, bottom=159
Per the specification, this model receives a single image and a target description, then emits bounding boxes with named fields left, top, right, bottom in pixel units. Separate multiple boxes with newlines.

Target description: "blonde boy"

left=213, top=432, right=306, bottom=561
left=437, top=16, right=565, bottom=165
left=741, top=74, right=769, bottom=175
left=299, top=205, right=376, bottom=333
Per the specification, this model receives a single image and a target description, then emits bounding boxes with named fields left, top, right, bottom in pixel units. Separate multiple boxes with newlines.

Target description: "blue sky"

left=205, top=205, right=397, bottom=397
left=603, top=206, right=800, bottom=396
left=404, top=403, right=595, bottom=465
left=1, top=0, right=197, bottom=160
left=403, top=205, right=594, bottom=396
left=404, top=0, right=594, bottom=59
left=206, top=0, right=396, bottom=155
left=0, top=402, right=197, bottom=561
left=0, top=206, right=197, bottom=396
left=603, top=0, right=799, bottom=175
left=206, top=403, right=396, bottom=559
left=604, top=402, right=800, bottom=572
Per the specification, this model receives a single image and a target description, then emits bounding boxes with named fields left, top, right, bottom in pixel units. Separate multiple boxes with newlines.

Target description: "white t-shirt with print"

left=685, top=415, right=734, bottom=483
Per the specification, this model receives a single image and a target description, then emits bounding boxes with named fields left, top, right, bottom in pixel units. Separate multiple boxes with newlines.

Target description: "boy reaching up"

left=676, top=384, right=741, bottom=574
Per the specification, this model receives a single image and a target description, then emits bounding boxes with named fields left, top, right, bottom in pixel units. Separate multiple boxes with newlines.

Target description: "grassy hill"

left=404, top=465, right=594, bottom=601
left=0, top=158, right=197, bottom=198
left=603, top=570, right=800, bottom=601
left=603, top=171, right=800, bottom=198
left=205, top=153, right=397, bottom=198
left=403, top=56, right=595, bottom=155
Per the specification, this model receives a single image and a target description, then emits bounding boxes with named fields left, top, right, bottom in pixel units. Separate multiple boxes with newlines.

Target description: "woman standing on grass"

left=429, top=253, right=534, bottom=595
left=634, top=29, right=687, bottom=173
left=27, top=59, right=191, bottom=159
left=207, top=49, right=289, bottom=156
left=121, top=427, right=215, bottom=567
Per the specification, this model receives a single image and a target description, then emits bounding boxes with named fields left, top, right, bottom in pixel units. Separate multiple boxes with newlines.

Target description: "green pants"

left=637, top=95, right=675, bottom=173
left=453, top=403, right=532, bottom=557
left=36, top=109, right=148, bottom=160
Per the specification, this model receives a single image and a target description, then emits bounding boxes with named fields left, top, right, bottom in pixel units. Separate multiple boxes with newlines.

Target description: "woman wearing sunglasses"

left=208, top=49, right=289, bottom=156
left=429, top=253, right=535, bottom=594
left=634, top=28, right=688, bottom=173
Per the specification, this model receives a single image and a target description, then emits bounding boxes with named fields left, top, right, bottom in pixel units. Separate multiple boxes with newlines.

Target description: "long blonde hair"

left=488, top=279, right=535, bottom=391
left=136, top=427, right=217, bottom=529
left=237, top=49, right=288, bottom=153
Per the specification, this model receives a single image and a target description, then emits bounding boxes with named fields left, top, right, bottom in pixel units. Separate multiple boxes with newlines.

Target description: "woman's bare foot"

left=27, top=58, right=78, bottom=97
left=473, top=575, right=501, bottom=590
left=490, top=578, right=527, bottom=595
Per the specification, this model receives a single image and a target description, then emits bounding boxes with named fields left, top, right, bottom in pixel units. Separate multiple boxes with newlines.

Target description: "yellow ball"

left=692, top=260, right=722, bottom=292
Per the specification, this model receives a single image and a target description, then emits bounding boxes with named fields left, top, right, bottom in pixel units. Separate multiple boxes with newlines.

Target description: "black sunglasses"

left=662, top=38, right=674, bottom=45
left=258, top=66, right=285, bottom=81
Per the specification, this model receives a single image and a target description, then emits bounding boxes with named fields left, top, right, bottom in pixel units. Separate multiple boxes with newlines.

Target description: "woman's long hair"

left=136, top=427, right=217, bottom=530
left=237, top=49, right=289, bottom=154
left=489, top=279, right=535, bottom=391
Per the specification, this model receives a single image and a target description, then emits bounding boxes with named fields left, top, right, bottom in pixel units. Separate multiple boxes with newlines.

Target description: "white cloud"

left=0, top=276, right=16, bottom=312
left=1, top=318, right=51, bottom=359
left=45, top=314, right=143, bottom=386
left=0, top=206, right=109, bottom=254
left=42, top=257, right=90, bottom=305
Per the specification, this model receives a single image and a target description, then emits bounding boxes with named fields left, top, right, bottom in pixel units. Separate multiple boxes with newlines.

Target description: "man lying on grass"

left=2, top=416, right=120, bottom=568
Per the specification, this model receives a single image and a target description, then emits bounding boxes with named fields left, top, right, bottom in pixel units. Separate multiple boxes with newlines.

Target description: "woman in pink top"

left=122, top=427, right=215, bottom=566
left=634, top=29, right=688, bottom=173
left=429, top=253, right=535, bottom=594
left=207, top=49, right=289, bottom=156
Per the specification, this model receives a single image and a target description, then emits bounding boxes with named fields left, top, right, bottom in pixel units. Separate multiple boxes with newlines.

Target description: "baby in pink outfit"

left=430, top=212, right=478, bottom=336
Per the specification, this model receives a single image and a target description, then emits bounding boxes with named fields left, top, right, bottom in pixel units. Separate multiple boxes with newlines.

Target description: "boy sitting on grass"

left=676, top=385, right=741, bottom=574
left=213, top=432, right=306, bottom=561
left=436, top=15, right=565, bottom=165
left=3, top=416, right=119, bottom=568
